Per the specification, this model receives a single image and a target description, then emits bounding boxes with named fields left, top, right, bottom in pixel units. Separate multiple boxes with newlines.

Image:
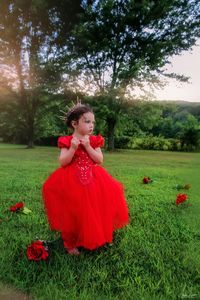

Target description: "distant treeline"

left=1, top=96, right=200, bottom=151
left=113, top=100, right=200, bottom=151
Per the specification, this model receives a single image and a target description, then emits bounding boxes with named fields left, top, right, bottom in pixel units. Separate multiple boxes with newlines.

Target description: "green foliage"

left=66, top=0, right=200, bottom=149
left=180, top=128, right=200, bottom=151
left=0, top=0, right=83, bottom=147
left=0, top=97, right=28, bottom=143
left=127, top=135, right=182, bottom=151
left=120, top=101, right=163, bottom=135
left=173, top=114, right=200, bottom=150
left=1, top=1, right=200, bottom=149
left=69, top=0, right=200, bottom=92
left=114, top=135, right=132, bottom=149
left=113, top=101, right=200, bottom=152
left=85, top=94, right=129, bottom=150
left=0, top=145, right=200, bottom=299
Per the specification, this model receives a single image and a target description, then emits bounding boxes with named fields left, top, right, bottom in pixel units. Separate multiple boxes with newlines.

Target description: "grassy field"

left=0, top=143, right=200, bottom=300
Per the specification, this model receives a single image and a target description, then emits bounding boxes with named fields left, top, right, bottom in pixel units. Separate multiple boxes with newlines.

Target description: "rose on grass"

left=9, top=202, right=24, bottom=212
left=176, top=193, right=188, bottom=206
left=143, top=177, right=152, bottom=184
left=26, top=240, right=49, bottom=261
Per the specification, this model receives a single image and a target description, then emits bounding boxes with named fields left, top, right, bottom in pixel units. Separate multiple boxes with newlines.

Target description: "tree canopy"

left=67, top=0, right=200, bottom=94
left=64, top=0, right=200, bottom=149
left=0, top=0, right=83, bottom=146
left=0, top=0, right=200, bottom=149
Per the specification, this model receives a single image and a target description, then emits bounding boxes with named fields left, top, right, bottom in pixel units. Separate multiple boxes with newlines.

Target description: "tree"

left=0, top=0, right=82, bottom=147
left=0, top=81, right=21, bottom=142
left=64, top=0, right=200, bottom=149
left=178, top=114, right=200, bottom=149
left=86, top=93, right=130, bottom=149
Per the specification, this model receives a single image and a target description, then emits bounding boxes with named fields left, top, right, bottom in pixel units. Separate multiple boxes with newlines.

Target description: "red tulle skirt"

left=42, top=164, right=129, bottom=250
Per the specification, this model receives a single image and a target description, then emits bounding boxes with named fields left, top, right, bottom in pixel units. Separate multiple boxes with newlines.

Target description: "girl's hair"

left=65, top=104, right=93, bottom=128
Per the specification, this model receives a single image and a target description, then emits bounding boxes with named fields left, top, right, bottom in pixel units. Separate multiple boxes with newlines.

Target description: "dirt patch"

left=0, top=283, right=32, bottom=300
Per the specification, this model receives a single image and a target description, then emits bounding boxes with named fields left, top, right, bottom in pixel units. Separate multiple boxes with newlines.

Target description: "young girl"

left=42, top=103, right=129, bottom=255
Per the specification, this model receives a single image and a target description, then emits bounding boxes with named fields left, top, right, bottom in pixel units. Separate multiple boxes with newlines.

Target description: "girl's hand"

left=80, top=136, right=90, bottom=149
left=71, top=137, right=80, bottom=150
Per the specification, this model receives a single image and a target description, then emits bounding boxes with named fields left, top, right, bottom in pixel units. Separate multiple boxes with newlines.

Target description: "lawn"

left=0, top=143, right=200, bottom=300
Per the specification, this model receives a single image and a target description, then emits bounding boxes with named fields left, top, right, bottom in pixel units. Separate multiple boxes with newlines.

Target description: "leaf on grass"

left=175, top=184, right=184, bottom=190
left=22, top=207, right=32, bottom=215
left=174, top=184, right=191, bottom=190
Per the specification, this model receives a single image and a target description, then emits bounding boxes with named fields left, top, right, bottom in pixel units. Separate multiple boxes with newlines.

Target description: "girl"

left=42, top=103, right=129, bottom=255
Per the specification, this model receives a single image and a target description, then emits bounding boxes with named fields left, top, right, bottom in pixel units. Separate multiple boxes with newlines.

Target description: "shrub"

left=127, top=135, right=191, bottom=151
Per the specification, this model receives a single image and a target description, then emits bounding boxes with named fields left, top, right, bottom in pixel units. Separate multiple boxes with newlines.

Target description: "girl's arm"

left=84, top=146, right=103, bottom=164
left=81, top=136, right=103, bottom=164
left=59, top=137, right=80, bottom=167
left=59, top=147, right=76, bottom=167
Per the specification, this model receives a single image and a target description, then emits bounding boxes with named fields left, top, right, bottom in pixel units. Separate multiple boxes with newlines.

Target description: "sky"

left=154, top=40, right=200, bottom=103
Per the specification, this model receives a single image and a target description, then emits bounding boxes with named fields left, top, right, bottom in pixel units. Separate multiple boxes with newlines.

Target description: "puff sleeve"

left=90, top=134, right=105, bottom=148
left=57, top=136, right=71, bottom=149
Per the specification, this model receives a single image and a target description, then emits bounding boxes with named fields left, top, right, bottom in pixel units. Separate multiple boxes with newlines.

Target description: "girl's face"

left=72, top=112, right=95, bottom=136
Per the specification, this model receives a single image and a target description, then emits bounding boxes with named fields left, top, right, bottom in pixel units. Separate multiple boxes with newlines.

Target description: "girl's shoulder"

left=57, top=135, right=72, bottom=148
left=90, top=134, right=105, bottom=148
left=57, top=134, right=105, bottom=149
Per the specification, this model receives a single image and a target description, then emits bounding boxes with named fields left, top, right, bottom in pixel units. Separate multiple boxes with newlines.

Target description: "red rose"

left=143, top=177, right=151, bottom=184
left=26, top=241, right=49, bottom=261
left=176, top=193, right=188, bottom=206
left=9, top=202, right=24, bottom=212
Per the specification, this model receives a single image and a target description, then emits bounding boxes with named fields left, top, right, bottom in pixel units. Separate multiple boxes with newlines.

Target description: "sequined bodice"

left=72, top=146, right=95, bottom=185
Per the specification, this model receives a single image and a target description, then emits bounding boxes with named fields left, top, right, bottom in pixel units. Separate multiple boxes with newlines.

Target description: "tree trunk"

left=107, top=118, right=116, bottom=151
left=26, top=131, right=34, bottom=148
left=27, top=139, right=34, bottom=148
left=26, top=114, right=35, bottom=148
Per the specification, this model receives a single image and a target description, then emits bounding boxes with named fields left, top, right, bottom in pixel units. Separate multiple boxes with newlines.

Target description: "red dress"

left=42, top=134, right=129, bottom=250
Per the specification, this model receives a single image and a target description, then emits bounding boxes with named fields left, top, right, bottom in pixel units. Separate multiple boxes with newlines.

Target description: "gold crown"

left=59, top=97, right=83, bottom=123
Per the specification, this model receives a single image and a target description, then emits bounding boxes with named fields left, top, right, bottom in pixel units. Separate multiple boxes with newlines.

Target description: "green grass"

left=0, top=143, right=200, bottom=300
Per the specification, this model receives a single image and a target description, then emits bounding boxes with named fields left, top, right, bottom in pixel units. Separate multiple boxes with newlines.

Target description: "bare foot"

left=66, top=248, right=80, bottom=255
